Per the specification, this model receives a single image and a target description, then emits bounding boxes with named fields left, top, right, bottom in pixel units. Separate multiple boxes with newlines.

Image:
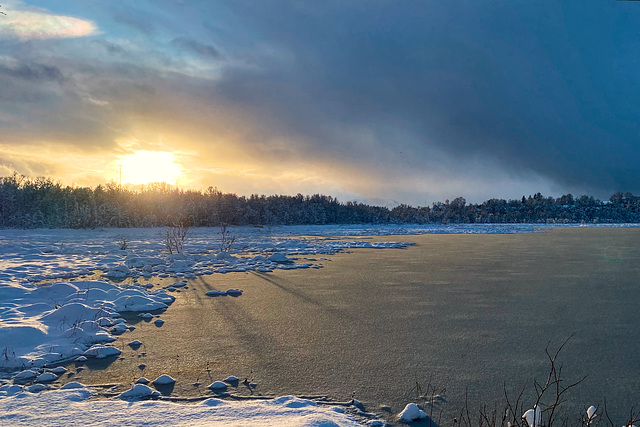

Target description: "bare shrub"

left=220, top=224, right=236, bottom=252
left=165, top=221, right=189, bottom=254
left=118, top=237, right=128, bottom=251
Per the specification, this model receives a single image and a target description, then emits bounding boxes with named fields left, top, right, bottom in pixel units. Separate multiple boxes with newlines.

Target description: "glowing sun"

left=120, top=150, right=183, bottom=185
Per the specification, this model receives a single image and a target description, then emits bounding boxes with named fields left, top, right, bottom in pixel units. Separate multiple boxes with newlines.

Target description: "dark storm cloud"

left=204, top=0, right=640, bottom=198
left=171, top=37, right=220, bottom=60
left=3, top=0, right=639, bottom=202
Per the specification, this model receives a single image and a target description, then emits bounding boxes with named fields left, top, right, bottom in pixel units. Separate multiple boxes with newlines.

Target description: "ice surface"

left=1, top=224, right=622, bottom=425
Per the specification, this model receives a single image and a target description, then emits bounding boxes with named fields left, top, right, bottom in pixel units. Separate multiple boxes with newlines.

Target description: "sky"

left=1, top=0, right=640, bottom=207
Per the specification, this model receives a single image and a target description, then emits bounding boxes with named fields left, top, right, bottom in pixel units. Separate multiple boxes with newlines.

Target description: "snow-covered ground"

left=0, top=224, right=631, bottom=425
left=0, top=385, right=376, bottom=426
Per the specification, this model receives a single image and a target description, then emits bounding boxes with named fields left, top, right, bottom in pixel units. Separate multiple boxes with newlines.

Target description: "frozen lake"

left=65, top=227, right=640, bottom=424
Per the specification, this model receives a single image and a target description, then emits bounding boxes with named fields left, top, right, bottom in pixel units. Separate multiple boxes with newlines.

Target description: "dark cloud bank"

left=2, top=0, right=640, bottom=204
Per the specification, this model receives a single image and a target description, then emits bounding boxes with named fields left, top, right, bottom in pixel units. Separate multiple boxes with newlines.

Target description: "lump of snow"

left=136, top=377, right=149, bottom=384
left=75, top=356, right=87, bottom=362
left=128, top=340, right=142, bottom=349
left=399, top=403, right=427, bottom=422
left=523, top=406, right=542, bottom=427
left=586, top=406, right=596, bottom=420
left=226, top=288, right=242, bottom=297
left=83, top=345, right=121, bottom=359
left=41, top=302, right=107, bottom=325
left=50, top=367, right=67, bottom=375
left=119, top=384, right=159, bottom=399
left=124, top=255, right=164, bottom=269
left=201, top=398, right=227, bottom=407
left=352, top=399, right=365, bottom=411
left=223, top=376, right=239, bottom=383
left=13, top=369, right=39, bottom=382
left=113, top=294, right=168, bottom=312
left=60, top=382, right=85, bottom=390
left=105, top=265, right=131, bottom=278
left=35, top=372, right=58, bottom=383
left=216, top=252, right=235, bottom=260
left=110, top=323, right=128, bottom=334
left=268, top=252, right=293, bottom=263
left=208, top=381, right=227, bottom=390
left=27, top=384, right=47, bottom=393
left=97, top=317, right=114, bottom=327
left=271, top=396, right=316, bottom=409
left=0, top=384, right=24, bottom=396
left=206, top=290, right=227, bottom=297
left=154, top=318, right=164, bottom=327
left=152, top=375, right=175, bottom=386
left=138, top=313, right=153, bottom=319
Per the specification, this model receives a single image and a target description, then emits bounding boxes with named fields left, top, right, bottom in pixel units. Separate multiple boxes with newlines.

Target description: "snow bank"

left=0, top=387, right=364, bottom=426
left=0, top=280, right=173, bottom=369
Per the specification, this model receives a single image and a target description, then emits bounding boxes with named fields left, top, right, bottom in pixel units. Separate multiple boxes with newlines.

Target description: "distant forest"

left=1, top=173, right=640, bottom=228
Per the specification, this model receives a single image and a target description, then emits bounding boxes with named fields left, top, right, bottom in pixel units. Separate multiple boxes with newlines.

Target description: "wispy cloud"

left=171, top=37, right=221, bottom=60
left=0, top=2, right=97, bottom=40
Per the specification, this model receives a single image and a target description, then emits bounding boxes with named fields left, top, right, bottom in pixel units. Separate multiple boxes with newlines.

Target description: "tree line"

left=1, top=173, right=640, bottom=228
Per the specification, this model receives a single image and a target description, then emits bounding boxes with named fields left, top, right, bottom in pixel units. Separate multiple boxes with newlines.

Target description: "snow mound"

left=201, top=398, right=227, bottom=407
left=270, top=396, right=316, bottom=409
left=152, top=375, right=175, bottom=386
left=206, top=290, right=227, bottom=297
left=208, top=381, right=227, bottom=390
left=27, top=384, right=46, bottom=393
left=398, top=403, right=427, bottom=422
left=0, top=384, right=24, bottom=397
left=0, top=278, right=174, bottom=370
left=35, top=372, right=58, bottom=383
left=268, top=252, right=293, bottom=263
left=113, top=293, right=168, bottom=312
left=105, top=265, right=131, bottom=278
left=83, top=345, right=121, bottom=359
left=124, top=255, right=164, bottom=269
left=13, top=370, right=39, bottom=382
left=60, top=382, right=85, bottom=390
left=119, top=384, right=160, bottom=399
